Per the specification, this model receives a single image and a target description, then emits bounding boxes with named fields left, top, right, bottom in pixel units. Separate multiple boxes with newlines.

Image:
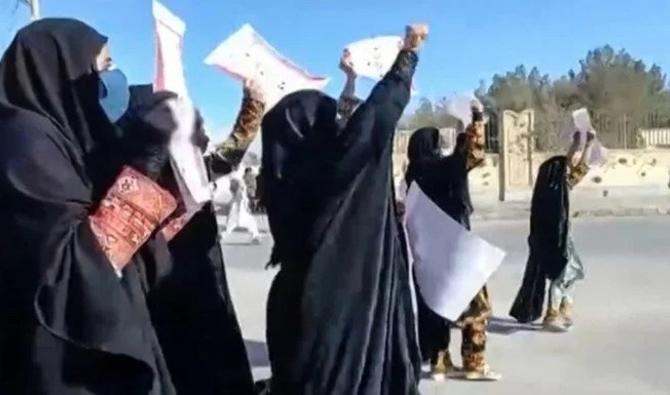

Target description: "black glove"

left=121, top=91, right=178, bottom=180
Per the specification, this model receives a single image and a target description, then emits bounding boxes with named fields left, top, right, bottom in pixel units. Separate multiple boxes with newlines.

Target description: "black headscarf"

left=509, top=155, right=570, bottom=323
left=0, top=18, right=113, bottom=158
left=405, top=126, right=440, bottom=187
left=261, top=90, right=338, bottom=267
left=404, top=129, right=473, bottom=229
left=262, top=52, right=421, bottom=394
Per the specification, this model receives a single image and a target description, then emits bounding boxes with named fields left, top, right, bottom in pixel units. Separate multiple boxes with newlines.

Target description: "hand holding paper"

left=244, top=78, right=265, bottom=103
left=562, top=108, right=608, bottom=167
left=404, top=24, right=429, bottom=50
left=339, top=50, right=357, bottom=78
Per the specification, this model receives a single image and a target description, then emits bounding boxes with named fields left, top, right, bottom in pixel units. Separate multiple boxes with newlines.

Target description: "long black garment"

left=119, top=85, right=255, bottom=394
left=152, top=206, right=255, bottom=395
left=0, top=20, right=253, bottom=395
left=509, top=155, right=570, bottom=323
left=404, top=128, right=473, bottom=361
left=0, top=19, right=175, bottom=394
left=262, top=50, right=422, bottom=395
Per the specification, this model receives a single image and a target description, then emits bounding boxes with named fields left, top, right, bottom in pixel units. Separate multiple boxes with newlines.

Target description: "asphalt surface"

left=221, top=216, right=670, bottom=395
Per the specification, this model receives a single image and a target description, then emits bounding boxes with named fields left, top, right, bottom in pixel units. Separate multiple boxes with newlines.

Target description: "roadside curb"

left=472, top=206, right=670, bottom=221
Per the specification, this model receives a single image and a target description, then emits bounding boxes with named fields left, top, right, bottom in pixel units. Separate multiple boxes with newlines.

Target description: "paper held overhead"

left=205, top=24, right=329, bottom=108
left=561, top=107, right=608, bottom=167
left=345, top=36, right=403, bottom=80
left=344, top=35, right=417, bottom=94
left=404, top=183, right=505, bottom=321
left=444, top=92, right=482, bottom=128
left=153, top=0, right=189, bottom=98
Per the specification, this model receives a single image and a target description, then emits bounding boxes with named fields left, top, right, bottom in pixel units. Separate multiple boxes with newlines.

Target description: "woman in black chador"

left=261, top=24, right=428, bottom=395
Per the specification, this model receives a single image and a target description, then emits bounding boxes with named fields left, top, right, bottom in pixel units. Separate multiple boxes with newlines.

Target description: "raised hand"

left=244, top=79, right=265, bottom=103
left=339, top=49, right=357, bottom=79
left=403, top=23, right=429, bottom=51
left=470, top=99, right=484, bottom=114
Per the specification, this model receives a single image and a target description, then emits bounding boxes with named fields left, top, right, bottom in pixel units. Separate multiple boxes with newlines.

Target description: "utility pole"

left=30, top=0, right=40, bottom=20
left=22, top=0, right=40, bottom=20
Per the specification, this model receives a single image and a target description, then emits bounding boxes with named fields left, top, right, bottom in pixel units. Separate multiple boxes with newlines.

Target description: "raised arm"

left=336, top=25, right=428, bottom=161
left=462, top=101, right=487, bottom=171
left=336, top=50, right=364, bottom=123
left=208, top=80, right=265, bottom=178
left=566, top=132, right=593, bottom=189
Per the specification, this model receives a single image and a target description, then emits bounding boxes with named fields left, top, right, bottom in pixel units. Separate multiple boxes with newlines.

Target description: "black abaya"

left=262, top=50, right=422, bottom=395
left=0, top=19, right=255, bottom=395
left=0, top=20, right=173, bottom=394
left=118, top=84, right=256, bottom=395
left=509, top=155, right=570, bottom=323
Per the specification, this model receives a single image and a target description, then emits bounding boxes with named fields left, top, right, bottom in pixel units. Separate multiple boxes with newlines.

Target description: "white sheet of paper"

left=572, top=108, right=591, bottom=134
left=165, top=98, right=212, bottom=212
left=205, top=24, right=329, bottom=109
left=561, top=107, right=608, bottom=166
left=404, top=183, right=505, bottom=321
left=445, top=93, right=480, bottom=128
left=345, top=36, right=403, bottom=80
left=345, top=35, right=417, bottom=94
left=152, top=2, right=211, bottom=211
left=153, top=0, right=189, bottom=97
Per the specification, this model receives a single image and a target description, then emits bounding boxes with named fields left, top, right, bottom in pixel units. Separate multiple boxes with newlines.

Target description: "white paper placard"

left=445, top=93, right=481, bottom=128
left=561, top=107, right=608, bottom=167
left=345, top=36, right=403, bottom=80
left=404, top=183, right=505, bottom=321
left=345, top=35, right=418, bottom=94
left=164, top=98, right=212, bottom=212
left=205, top=24, right=329, bottom=109
left=152, top=1, right=211, bottom=212
left=153, top=0, right=189, bottom=97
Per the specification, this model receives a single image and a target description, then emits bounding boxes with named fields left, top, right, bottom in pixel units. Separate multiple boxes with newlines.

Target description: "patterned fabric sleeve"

left=89, top=166, right=177, bottom=275
left=566, top=161, right=590, bottom=189
left=464, top=119, right=487, bottom=171
left=337, top=95, right=363, bottom=123
left=208, top=95, right=265, bottom=178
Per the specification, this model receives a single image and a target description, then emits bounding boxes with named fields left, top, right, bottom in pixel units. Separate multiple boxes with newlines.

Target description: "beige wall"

left=393, top=143, right=670, bottom=192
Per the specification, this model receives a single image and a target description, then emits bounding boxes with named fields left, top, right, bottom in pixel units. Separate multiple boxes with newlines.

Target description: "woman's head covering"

left=261, top=90, right=337, bottom=182
left=260, top=90, right=338, bottom=266
left=405, top=127, right=440, bottom=187
left=0, top=19, right=111, bottom=156
left=407, top=127, right=440, bottom=162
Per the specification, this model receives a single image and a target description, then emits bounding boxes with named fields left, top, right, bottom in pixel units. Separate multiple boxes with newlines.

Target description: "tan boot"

left=559, top=299, right=574, bottom=328
left=543, top=309, right=568, bottom=333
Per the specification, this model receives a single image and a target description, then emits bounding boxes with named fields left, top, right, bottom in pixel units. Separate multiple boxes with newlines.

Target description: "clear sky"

left=1, top=0, right=669, bottom=143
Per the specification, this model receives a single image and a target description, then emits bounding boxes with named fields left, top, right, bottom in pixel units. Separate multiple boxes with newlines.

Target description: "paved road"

left=221, top=216, right=670, bottom=395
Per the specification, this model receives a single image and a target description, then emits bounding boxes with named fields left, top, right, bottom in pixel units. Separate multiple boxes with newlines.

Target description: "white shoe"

left=462, top=365, right=502, bottom=382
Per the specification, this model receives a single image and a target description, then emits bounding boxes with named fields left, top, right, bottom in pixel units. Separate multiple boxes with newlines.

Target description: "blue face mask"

left=99, top=69, right=130, bottom=123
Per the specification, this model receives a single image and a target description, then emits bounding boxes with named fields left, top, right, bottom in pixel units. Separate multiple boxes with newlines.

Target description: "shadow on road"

left=487, top=316, right=542, bottom=335
left=245, top=340, right=270, bottom=368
